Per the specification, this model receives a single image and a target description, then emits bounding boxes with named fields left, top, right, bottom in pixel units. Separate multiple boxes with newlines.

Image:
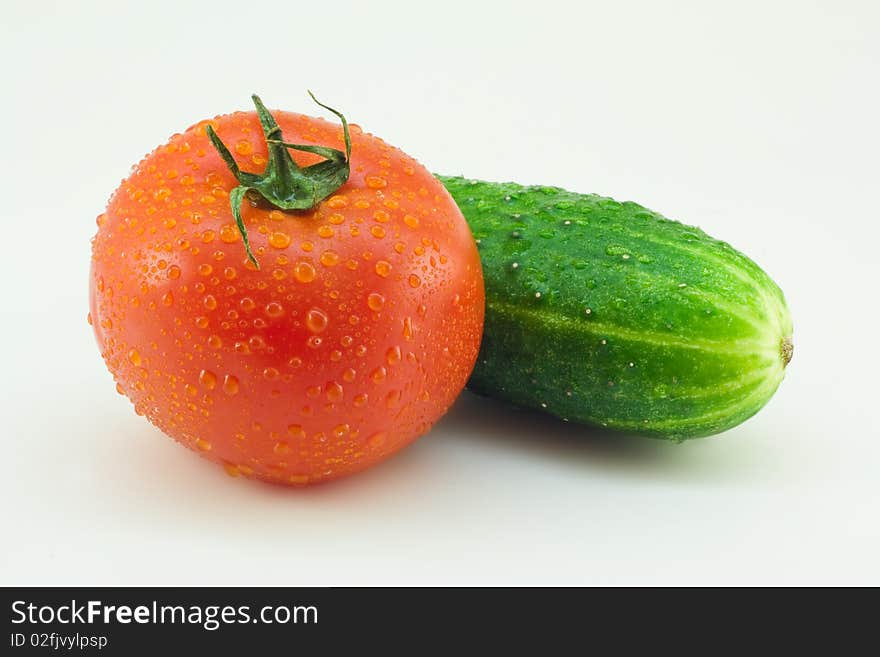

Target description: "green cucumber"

left=439, top=176, right=792, bottom=440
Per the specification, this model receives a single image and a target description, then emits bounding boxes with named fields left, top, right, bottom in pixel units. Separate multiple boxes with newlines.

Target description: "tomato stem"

left=206, top=93, right=352, bottom=268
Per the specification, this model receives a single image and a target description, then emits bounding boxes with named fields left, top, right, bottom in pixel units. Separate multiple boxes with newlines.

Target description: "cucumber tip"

left=781, top=336, right=793, bottom=366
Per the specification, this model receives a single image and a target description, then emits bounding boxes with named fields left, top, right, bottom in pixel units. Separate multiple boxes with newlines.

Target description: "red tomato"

left=89, top=97, right=484, bottom=485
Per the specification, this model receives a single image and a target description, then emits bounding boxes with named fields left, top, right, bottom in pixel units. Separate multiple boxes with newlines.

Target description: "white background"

left=1, top=0, right=878, bottom=585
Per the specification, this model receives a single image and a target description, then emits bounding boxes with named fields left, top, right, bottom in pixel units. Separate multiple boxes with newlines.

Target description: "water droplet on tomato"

left=367, top=292, right=385, bottom=311
left=269, top=232, right=291, bottom=249
left=375, top=261, right=391, bottom=277
left=213, top=224, right=237, bottom=245
left=320, top=250, right=339, bottom=267
left=385, top=390, right=401, bottom=408
left=326, top=381, right=344, bottom=402
left=386, top=346, right=401, bottom=365
left=294, top=262, right=316, bottom=283
left=222, top=374, right=239, bottom=395
left=199, top=369, right=217, bottom=389
left=306, top=308, right=329, bottom=333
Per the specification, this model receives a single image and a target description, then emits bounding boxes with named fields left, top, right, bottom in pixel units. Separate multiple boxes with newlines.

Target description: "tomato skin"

left=90, top=109, right=484, bottom=485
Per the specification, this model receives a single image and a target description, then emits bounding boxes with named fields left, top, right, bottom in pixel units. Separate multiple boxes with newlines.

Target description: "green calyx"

left=206, top=92, right=352, bottom=268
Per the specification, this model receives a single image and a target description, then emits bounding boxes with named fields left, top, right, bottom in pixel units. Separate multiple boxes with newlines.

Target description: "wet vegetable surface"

left=441, top=176, right=792, bottom=439
left=89, top=100, right=484, bottom=485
